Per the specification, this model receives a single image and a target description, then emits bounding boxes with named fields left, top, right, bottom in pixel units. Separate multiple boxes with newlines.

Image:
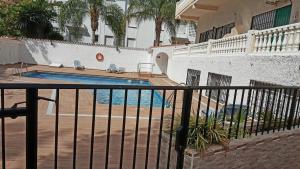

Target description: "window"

left=127, top=38, right=136, bottom=48
left=251, top=5, right=292, bottom=30
left=104, top=36, right=114, bottom=46
left=186, top=69, right=201, bottom=87
left=198, top=23, right=235, bottom=43
left=95, top=35, right=99, bottom=42
left=206, top=73, right=232, bottom=102
left=128, top=19, right=137, bottom=28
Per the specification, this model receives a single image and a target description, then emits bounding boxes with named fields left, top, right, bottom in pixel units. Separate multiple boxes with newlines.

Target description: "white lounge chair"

left=116, top=67, right=125, bottom=74
left=74, top=60, right=85, bottom=70
left=49, top=63, right=63, bottom=68
left=106, top=64, right=118, bottom=73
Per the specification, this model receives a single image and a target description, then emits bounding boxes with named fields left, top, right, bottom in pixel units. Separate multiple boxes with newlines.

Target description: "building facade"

left=53, top=0, right=196, bottom=48
left=176, top=0, right=300, bottom=43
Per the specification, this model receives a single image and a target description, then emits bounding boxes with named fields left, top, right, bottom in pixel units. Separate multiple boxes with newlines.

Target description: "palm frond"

left=102, top=3, right=126, bottom=46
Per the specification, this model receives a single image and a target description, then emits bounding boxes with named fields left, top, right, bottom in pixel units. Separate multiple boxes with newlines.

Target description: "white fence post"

left=207, top=39, right=213, bottom=54
left=245, top=30, right=256, bottom=54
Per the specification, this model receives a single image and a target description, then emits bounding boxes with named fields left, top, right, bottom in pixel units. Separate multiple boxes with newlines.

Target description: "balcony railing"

left=173, top=22, right=300, bottom=57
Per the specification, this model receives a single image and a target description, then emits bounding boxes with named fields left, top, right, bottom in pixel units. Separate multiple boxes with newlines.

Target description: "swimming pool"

left=22, top=71, right=170, bottom=107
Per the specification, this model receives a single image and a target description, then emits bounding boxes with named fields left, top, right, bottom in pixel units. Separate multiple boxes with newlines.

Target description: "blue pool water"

left=22, top=71, right=169, bottom=107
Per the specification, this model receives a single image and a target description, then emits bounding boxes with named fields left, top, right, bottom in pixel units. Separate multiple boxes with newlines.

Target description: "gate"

left=0, top=84, right=299, bottom=169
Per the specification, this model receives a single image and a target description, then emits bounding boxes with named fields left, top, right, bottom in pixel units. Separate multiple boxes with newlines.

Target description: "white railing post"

left=287, top=26, right=295, bottom=52
left=207, top=39, right=213, bottom=54
left=276, top=30, right=283, bottom=52
left=294, top=25, right=300, bottom=52
left=271, top=30, right=278, bottom=52
left=281, top=27, right=289, bottom=52
left=245, top=30, right=256, bottom=54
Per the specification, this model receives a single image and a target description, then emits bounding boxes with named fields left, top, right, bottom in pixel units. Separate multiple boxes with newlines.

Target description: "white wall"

left=167, top=54, right=300, bottom=86
left=0, top=38, right=154, bottom=73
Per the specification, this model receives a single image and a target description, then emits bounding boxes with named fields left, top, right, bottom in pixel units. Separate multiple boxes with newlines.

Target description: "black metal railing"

left=0, top=84, right=299, bottom=169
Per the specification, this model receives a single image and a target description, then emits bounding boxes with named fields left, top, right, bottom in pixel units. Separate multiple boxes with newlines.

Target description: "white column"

left=262, top=33, right=268, bottom=52
left=271, top=30, right=278, bottom=52
left=294, top=25, right=300, bottom=52
left=254, top=33, right=260, bottom=53
left=266, top=31, right=273, bottom=52
left=287, top=27, right=295, bottom=52
left=258, top=33, right=264, bottom=52
left=276, top=30, right=283, bottom=52
left=281, top=28, right=289, bottom=52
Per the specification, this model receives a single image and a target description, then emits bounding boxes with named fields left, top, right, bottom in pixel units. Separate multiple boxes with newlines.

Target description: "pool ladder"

left=166, top=83, right=186, bottom=104
left=11, top=62, right=28, bottom=78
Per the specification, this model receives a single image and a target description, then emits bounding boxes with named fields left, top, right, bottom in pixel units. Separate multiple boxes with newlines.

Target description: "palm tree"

left=59, top=0, right=125, bottom=45
left=88, top=0, right=126, bottom=45
left=127, top=0, right=177, bottom=47
left=58, top=0, right=86, bottom=41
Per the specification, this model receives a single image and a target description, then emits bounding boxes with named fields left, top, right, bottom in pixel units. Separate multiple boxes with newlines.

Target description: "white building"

left=53, top=0, right=196, bottom=48
left=152, top=0, right=300, bottom=88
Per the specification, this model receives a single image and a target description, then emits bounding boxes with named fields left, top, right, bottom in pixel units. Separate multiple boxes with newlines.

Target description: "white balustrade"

left=253, top=22, right=300, bottom=54
left=189, top=42, right=209, bottom=56
left=210, top=34, right=247, bottom=55
left=171, top=22, right=300, bottom=58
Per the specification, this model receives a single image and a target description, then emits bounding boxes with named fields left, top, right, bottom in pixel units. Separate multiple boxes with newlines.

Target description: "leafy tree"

left=16, top=0, right=57, bottom=39
left=0, top=2, right=22, bottom=36
left=127, top=0, right=177, bottom=47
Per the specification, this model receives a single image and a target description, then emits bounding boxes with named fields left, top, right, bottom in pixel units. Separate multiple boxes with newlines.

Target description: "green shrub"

left=165, top=113, right=229, bottom=153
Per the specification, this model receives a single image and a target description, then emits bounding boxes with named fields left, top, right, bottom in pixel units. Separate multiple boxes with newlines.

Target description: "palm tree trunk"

left=154, top=18, right=162, bottom=47
left=92, top=30, right=96, bottom=44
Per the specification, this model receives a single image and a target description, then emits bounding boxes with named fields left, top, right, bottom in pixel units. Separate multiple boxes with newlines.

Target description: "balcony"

left=173, top=22, right=300, bottom=57
left=175, top=0, right=225, bottom=21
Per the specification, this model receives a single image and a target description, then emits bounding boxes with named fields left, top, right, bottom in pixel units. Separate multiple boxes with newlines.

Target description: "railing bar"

left=228, top=89, right=237, bottom=139
left=256, top=89, right=265, bottom=136
left=0, top=84, right=299, bottom=90
left=283, top=89, right=293, bottom=130
left=119, top=89, right=128, bottom=169
left=278, top=89, right=287, bottom=131
left=250, top=89, right=259, bottom=136
left=205, top=89, right=212, bottom=137
left=243, top=89, right=252, bottom=138
left=267, top=89, right=277, bottom=134
left=1, top=89, right=5, bottom=169
left=132, top=89, right=142, bottom=169
left=297, top=97, right=300, bottom=128
left=195, top=89, right=203, bottom=127
left=294, top=97, right=300, bottom=128
left=105, top=89, right=113, bottom=169
left=54, top=89, right=60, bottom=169
left=166, top=90, right=177, bottom=169
left=235, top=89, right=245, bottom=139
left=144, top=90, right=154, bottom=169
left=262, top=89, right=271, bottom=135
left=89, top=89, right=97, bottom=169
left=273, top=89, right=283, bottom=132
left=222, top=89, right=230, bottom=127
left=156, top=90, right=166, bottom=169
left=213, top=89, right=221, bottom=129
left=72, top=89, right=79, bottom=169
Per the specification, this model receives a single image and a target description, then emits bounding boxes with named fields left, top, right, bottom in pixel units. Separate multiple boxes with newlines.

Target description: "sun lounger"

left=116, top=67, right=125, bottom=74
left=49, top=63, right=63, bottom=68
left=74, top=60, right=85, bottom=70
left=106, top=64, right=118, bottom=73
